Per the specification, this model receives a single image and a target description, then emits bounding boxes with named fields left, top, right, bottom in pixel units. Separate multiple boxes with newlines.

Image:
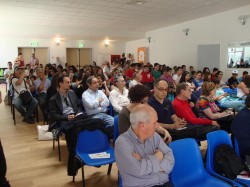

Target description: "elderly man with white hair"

left=115, top=104, right=174, bottom=187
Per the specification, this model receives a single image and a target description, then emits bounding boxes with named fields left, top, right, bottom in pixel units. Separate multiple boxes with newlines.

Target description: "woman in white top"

left=109, top=75, right=130, bottom=114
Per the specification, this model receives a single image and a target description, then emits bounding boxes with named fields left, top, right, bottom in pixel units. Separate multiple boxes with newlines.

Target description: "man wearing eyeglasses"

left=149, top=79, right=219, bottom=140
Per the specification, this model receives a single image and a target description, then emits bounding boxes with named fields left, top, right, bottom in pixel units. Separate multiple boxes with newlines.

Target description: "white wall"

left=0, top=37, right=125, bottom=67
left=126, top=5, right=250, bottom=79
left=125, top=39, right=149, bottom=63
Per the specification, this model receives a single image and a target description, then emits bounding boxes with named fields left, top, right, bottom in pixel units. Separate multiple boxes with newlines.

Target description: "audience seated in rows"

left=172, top=83, right=220, bottom=130
left=149, top=79, right=218, bottom=140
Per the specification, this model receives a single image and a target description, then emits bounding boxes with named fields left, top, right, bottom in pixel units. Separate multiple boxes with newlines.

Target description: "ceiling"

left=0, top=0, right=250, bottom=41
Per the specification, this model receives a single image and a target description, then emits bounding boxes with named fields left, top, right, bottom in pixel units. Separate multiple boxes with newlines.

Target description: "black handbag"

left=13, top=79, right=33, bottom=105
left=19, top=90, right=32, bottom=104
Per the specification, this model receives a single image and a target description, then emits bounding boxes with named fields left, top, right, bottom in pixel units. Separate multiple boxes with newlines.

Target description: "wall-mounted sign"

left=78, top=43, right=84, bottom=48
left=31, top=41, right=38, bottom=47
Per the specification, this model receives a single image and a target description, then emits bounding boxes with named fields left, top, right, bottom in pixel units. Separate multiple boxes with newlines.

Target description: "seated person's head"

left=86, top=76, right=99, bottom=91
left=153, top=79, right=169, bottom=100
left=128, top=85, right=151, bottom=104
left=114, top=75, right=126, bottom=89
left=176, top=83, right=192, bottom=100
left=201, top=82, right=216, bottom=97
left=132, top=69, right=142, bottom=81
left=57, top=75, right=71, bottom=91
left=212, top=78, right=220, bottom=88
left=130, top=104, right=158, bottom=140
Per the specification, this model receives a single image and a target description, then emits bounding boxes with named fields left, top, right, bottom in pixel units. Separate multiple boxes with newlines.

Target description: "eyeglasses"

left=64, top=98, right=69, bottom=106
left=155, top=87, right=168, bottom=92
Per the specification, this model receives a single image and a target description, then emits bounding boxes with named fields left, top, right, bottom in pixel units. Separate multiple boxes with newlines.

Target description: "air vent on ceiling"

left=127, top=0, right=146, bottom=5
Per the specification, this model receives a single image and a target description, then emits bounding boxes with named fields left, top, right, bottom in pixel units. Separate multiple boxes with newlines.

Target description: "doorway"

left=66, top=48, right=92, bottom=69
left=18, top=47, right=49, bottom=66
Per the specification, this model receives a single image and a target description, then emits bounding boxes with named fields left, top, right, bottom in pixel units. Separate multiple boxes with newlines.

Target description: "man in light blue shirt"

left=82, top=76, right=114, bottom=127
left=115, top=104, right=174, bottom=187
left=34, top=68, right=51, bottom=117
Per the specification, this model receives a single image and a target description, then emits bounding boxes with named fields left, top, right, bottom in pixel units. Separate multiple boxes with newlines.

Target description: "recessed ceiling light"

left=127, top=0, right=146, bottom=5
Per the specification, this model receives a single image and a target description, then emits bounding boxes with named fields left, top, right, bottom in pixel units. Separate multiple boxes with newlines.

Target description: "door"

left=80, top=48, right=92, bottom=66
left=35, top=48, right=49, bottom=66
left=18, top=47, right=33, bottom=65
left=66, top=48, right=79, bottom=67
left=18, top=47, right=49, bottom=66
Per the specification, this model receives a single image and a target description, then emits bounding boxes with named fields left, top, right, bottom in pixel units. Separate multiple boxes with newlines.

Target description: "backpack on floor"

left=214, top=144, right=244, bottom=179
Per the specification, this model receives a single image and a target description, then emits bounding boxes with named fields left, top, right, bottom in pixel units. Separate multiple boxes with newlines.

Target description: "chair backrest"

left=113, top=115, right=119, bottom=143
left=206, top=130, right=232, bottom=172
left=234, top=136, right=240, bottom=156
left=169, top=138, right=207, bottom=186
left=76, top=130, right=110, bottom=154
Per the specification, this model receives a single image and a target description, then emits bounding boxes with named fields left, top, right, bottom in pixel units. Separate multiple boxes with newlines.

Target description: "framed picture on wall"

left=137, top=47, right=148, bottom=64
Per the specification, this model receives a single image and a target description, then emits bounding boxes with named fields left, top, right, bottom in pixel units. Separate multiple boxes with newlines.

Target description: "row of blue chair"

left=170, top=130, right=250, bottom=187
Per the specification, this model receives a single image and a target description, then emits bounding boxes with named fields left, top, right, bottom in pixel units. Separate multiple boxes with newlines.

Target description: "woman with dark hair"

left=196, top=82, right=234, bottom=133
left=118, top=84, right=171, bottom=142
left=179, top=71, right=199, bottom=103
left=203, top=72, right=211, bottom=82
left=74, top=73, right=89, bottom=100
left=192, top=71, right=203, bottom=97
left=44, top=64, right=51, bottom=78
left=96, top=74, right=110, bottom=97
left=202, top=67, right=210, bottom=74
left=215, top=71, right=227, bottom=88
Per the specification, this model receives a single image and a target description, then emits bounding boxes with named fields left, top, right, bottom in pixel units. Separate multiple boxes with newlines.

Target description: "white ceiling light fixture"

left=238, top=15, right=249, bottom=25
left=104, top=40, right=110, bottom=47
left=127, top=0, right=147, bottom=6
left=55, top=38, right=61, bottom=46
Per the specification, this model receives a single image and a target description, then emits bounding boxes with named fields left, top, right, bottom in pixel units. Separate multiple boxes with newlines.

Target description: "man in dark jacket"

left=49, top=75, right=107, bottom=176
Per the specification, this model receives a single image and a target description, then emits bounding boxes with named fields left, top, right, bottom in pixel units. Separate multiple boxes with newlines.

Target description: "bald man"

left=115, top=104, right=174, bottom=187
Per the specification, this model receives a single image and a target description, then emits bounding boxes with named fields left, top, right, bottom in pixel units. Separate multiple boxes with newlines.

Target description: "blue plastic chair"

left=169, top=138, right=231, bottom=187
left=113, top=115, right=119, bottom=143
left=73, top=130, right=115, bottom=187
left=234, top=136, right=240, bottom=156
left=113, top=115, right=123, bottom=186
left=206, top=130, right=250, bottom=187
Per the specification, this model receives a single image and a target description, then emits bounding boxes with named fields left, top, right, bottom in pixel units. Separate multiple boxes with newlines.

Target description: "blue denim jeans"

left=91, top=113, right=114, bottom=128
left=13, top=96, right=38, bottom=119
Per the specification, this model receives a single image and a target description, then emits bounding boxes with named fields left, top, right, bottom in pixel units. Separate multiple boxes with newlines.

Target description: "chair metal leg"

left=13, top=105, right=16, bottom=125
left=52, top=137, right=55, bottom=150
left=73, top=175, right=75, bottom=182
left=82, top=166, right=85, bottom=187
left=58, top=137, right=61, bottom=161
left=36, top=107, right=39, bottom=122
left=107, top=163, right=112, bottom=175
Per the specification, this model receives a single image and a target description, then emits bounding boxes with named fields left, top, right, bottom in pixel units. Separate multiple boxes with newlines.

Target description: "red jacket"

left=141, top=71, right=154, bottom=83
left=172, top=97, right=212, bottom=125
